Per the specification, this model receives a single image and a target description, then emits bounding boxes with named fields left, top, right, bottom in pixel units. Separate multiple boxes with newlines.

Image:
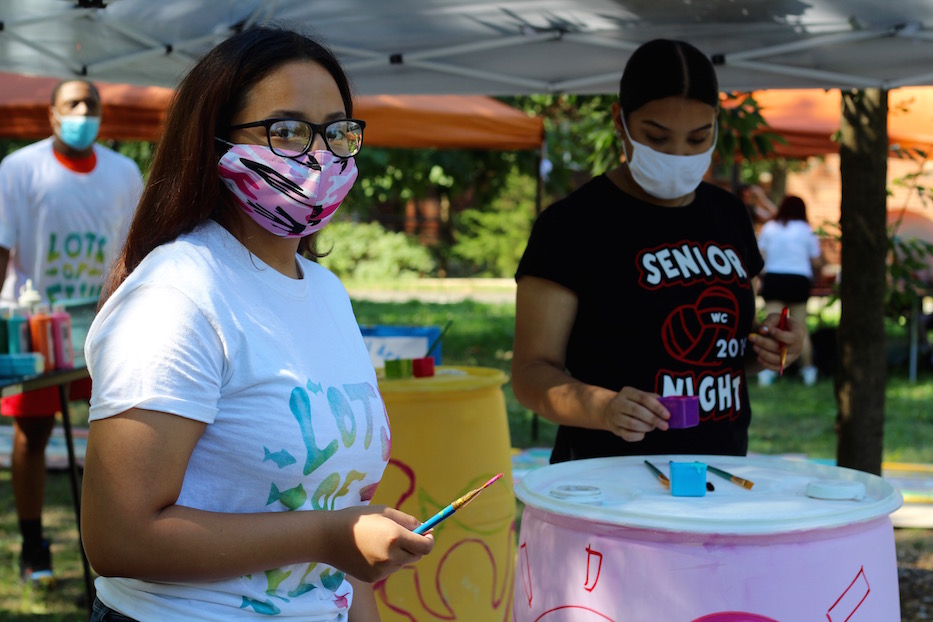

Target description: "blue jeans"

left=91, top=597, right=139, bottom=622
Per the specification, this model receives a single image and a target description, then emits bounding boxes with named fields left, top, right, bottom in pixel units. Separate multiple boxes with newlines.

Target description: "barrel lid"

left=377, top=365, right=506, bottom=393
left=515, top=454, right=903, bottom=535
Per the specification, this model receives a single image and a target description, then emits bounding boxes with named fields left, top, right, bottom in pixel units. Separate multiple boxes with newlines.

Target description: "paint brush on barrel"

left=707, top=465, right=755, bottom=490
left=643, top=460, right=670, bottom=489
left=425, top=318, right=454, bottom=359
left=414, top=473, right=503, bottom=534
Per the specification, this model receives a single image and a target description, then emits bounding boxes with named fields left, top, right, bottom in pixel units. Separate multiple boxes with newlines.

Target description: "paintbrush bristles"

left=643, top=459, right=670, bottom=488
left=708, top=465, right=755, bottom=490
left=451, top=473, right=503, bottom=510
left=452, top=488, right=482, bottom=510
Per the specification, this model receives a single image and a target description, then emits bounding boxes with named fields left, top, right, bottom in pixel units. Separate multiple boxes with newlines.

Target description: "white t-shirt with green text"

left=0, top=137, right=143, bottom=305
left=86, top=221, right=389, bottom=621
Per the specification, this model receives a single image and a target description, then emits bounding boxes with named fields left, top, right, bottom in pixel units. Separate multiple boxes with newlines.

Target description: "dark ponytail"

left=619, top=39, right=719, bottom=120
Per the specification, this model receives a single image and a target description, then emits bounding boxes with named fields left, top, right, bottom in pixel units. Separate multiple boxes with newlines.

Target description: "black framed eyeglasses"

left=229, top=117, right=366, bottom=159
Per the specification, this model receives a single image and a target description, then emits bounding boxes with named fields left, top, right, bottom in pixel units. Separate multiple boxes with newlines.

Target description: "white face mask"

left=620, top=116, right=716, bottom=201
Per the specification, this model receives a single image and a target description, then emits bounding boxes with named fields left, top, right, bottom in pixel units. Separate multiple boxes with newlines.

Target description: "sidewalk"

left=0, top=424, right=86, bottom=470
left=347, top=277, right=516, bottom=304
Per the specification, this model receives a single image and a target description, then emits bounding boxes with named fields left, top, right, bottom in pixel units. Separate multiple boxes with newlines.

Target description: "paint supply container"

left=28, top=306, right=57, bottom=372
left=659, top=395, right=699, bottom=428
left=669, top=461, right=707, bottom=497
left=5, top=310, right=31, bottom=354
left=371, top=366, right=515, bottom=621
left=0, top=352, right=45, bottom=377
left=17, top=278, right=41, bottom=310
left=14, top=278, right=42, bottom=357
left=50, top=305, right=74, bottom=369
left=361, top=325, right=443, bottom=369
left=384, top=358, right=413, bottom=379
left=411, top=356, right=435, bottom=377
left=513, top=454, right=902, bottom=621
left=56, top=297, right=97, bottom=365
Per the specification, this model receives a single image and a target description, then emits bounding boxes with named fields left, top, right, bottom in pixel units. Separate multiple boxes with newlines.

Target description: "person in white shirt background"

left=756, top=194, right=825, bottom=386
left=0, top=78, right=143, bottom=586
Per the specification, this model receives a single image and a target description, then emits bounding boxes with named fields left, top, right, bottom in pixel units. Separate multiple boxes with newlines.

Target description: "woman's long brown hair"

left=774, top=195, right=809, bottom=225
left=100, top=26, right=354, bottom=307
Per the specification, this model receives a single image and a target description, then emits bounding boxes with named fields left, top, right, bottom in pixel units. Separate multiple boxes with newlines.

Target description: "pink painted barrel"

left=514, top=455, right=903, bottom=621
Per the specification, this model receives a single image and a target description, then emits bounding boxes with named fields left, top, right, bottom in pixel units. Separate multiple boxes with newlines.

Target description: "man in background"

left=0, top=79, right=143, bottom=586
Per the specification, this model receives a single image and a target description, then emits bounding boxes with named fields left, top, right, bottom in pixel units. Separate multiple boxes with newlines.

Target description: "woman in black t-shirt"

left=511, top=39, right=806, bottom=464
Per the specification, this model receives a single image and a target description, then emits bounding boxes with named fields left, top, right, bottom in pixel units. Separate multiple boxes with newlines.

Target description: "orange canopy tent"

left=0, top=72, right=543, bottom=150
left=359, top=94, right=543, bottom=150
left=0, top=72, right=171, bottom=142
left=751, top=87, right=933, bottom=159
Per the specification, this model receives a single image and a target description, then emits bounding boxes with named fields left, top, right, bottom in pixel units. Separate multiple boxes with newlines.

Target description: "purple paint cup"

left=659, top=395, right=699, bottom=429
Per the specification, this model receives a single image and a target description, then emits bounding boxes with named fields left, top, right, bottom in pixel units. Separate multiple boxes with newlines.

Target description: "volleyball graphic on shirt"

left=661, top=286, right=739, bottom=366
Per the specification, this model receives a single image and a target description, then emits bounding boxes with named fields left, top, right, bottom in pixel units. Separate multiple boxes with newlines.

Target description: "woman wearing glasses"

left=80, top=26, right=433, bottom=621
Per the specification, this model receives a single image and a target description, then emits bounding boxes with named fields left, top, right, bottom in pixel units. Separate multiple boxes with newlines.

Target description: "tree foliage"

left=450, top=170, right=537, bottom=277
left=317, top=220, right=436, bottom=282
left=716, top=93, right=786, bottom=163
left=108, top=140, right=156, bottom=177
left=352, top=144, right=537, bottom=221
left=886, top=154, right=933, bottom=318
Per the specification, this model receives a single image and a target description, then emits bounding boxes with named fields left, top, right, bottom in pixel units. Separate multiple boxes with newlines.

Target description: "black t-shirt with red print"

left=515, top=175, right=764, bottom=463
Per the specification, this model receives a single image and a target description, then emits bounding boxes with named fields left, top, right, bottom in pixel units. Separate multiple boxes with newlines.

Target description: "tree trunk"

left=835, top=89, right=888, bottom=475
left=768, top=164, right=787, bottom=206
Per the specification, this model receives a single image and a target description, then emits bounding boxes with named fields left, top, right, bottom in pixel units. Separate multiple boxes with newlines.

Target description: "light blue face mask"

left=54, top=113, right=101, bottom=150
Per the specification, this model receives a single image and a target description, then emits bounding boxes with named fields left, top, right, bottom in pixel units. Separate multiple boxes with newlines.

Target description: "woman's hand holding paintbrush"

left=749, top=307, right=804, bottom=374
left=329, top=505, right=435, bottom=583
left=777, top=307, right=789, bottom=375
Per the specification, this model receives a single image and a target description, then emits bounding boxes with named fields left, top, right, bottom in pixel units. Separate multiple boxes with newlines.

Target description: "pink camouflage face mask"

left=217, top=143, right=358, bottom=238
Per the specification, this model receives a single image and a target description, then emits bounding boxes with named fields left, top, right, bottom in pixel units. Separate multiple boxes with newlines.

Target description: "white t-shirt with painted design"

left=0, top=137, right=143, bottom=305
left=85, top=220, right=389, bottom=621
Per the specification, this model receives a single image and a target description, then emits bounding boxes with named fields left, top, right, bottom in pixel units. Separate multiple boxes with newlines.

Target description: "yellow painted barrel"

left=372, top=366, right=516, bottom=621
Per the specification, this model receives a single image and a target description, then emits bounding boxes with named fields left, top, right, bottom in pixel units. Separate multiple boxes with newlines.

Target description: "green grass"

left=747, top=377, right=840, bottom=459
left=747, top=374, right=933, bottom=463
left=352, top=298, right=933, bottom=464
left=0, top=466, right=89, bottom=621
left=1, top=297, right=930, bottom=620
left=879, top=378, right=933, bottom=463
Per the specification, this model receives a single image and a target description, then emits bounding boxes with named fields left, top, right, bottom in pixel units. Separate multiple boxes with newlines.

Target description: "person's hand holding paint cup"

left=658, top=395, right=699, bottom=429
left=605, top=386, right=671, bottom=442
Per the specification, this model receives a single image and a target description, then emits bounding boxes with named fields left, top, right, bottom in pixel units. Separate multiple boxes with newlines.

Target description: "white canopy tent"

left=0, top=0, right=932, bottom=94
left=0, top=1, right=924, bottom=473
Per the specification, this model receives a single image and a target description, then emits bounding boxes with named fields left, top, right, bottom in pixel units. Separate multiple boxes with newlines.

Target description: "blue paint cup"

left=670, top=461, right=708, bottom=497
